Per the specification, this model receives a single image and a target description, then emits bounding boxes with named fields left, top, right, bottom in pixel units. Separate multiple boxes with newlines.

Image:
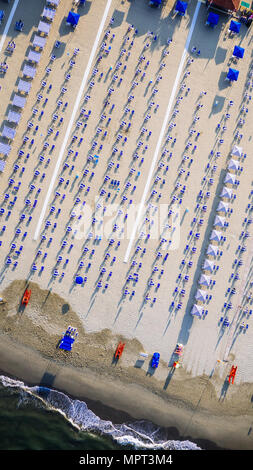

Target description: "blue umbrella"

left=233, top=45, right=245, bottom=59
left=175, top=0, right=188, bottom=15
left=229, top=20, right=241, bottom=33
left=206, top=12, right=219, bottom=26
left=227, top=68, right=239, bottom=81
left=149, top=0, right=162, bottom=5
left=66, top=11, right=80, bottom=27
left=75, top=275, right=83, bottom=284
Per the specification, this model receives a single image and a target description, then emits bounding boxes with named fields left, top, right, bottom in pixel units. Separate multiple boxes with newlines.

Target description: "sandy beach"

left=0, top=0, right=253, bottom=450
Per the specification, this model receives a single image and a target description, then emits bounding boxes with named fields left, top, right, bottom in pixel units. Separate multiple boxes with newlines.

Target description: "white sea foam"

left=0, top=375, right=201, bottom=450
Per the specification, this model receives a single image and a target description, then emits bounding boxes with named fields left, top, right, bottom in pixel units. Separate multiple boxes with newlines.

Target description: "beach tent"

left=233, top=45, right=245, bottom=59
left=209, top=230, right=222, bottom=243
left=66, top=11, right=80, bottom=27
left=206, top=244, right=218, bottom=257
left=220, top=187, right=233, bottom=199
left=224, top=172, right=236, bottom=185
left=191, top=304, right=204, bottom=317
left=226, top=68, right=239, bottom=82
left=175, top=0, right=188, bottom=15
left=195, top=289, right=208, bottom=302
left=75, top=275, right=83, bottom=284
left=202, top=259, right=214, bottom=272
left=206, top=12, right=219, bottom=27
left=228, top=158, right=239, bottom=171
left=217, top=201, right=229, bottom=213
left=229, top=20, right=241, bottom=33
left=198, top=274, right=211, bottom=287
left=231, top=145, right=242, bottom=157
left=214, top=215, right=226, bottom=227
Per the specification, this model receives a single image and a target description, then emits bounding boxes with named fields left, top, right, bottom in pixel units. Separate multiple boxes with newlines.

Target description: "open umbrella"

left=226, top=68, right=239, bottom=82
left=195, top=289, right=208, bottom=302
left=229, top=20, right=241, bottom=34
left=198, top=274, right=211, bottom=286
left=233, top=45, right=245, bottom=59
left=75, top=275, right=83, bottom=284
left=191, top=304, right=203, bottom=317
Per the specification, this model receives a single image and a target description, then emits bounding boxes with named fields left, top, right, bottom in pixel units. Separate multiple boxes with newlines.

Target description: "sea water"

left=0, top=375, right=201, bottom=450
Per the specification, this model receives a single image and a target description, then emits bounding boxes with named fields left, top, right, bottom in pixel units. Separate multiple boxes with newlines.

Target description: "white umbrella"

left=224, top=172, right=236, bottom=185
left=202, top=259, right=214, bottom=272
left=198, top=274, right=211, bottom=286
left=231, top=145, right=242, bottom=158
left=214, top=215, right=226, bottom=227
left=217, top=201, right=229, bottom=213
left=228, top=159, right=239, bottom=171
left=195, top=289, right=208, bottom=302
left=191, top=304, right=203, bottom=316
left=220, top=187, right=233, bottom=199
left=209, top=230, right=222, bottom=242
left=206, top=244, right=218, bottom=256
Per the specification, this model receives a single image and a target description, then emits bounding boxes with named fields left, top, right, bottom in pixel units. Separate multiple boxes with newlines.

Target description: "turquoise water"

left=0, top=375, right=201, bottom=450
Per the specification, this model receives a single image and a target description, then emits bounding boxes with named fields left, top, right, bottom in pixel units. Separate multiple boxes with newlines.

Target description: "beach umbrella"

left=75, top=275, right=83, bottom=284
left=226, top=68, right=239, bottom=82
left=214, top=215, right=226, bottom=227
left=231, top=145, right=243, bottom=157
left=224, top=172, right=236, bottom=185
left=66, top=11, right=80, bottom=27
left=229, top=20, right=241, bottom=34
left=217, top=201, right=229, bottom=213
left=202, top=259, right=214, bottom=272
left=209, top=230, right=222, bottom=243
left=195, top=289, right=208, bottom=302
left=233, top=45, right=245, bottom=59
left=206, top=12, right=219, bottom=27
left=175, top=0, right=188, bottom=15
left=149, top=0, right=162, bottom=5
left=220, top=187, right=233, bottom=199
left=206, top=244, right=218, bottom=257
left=228, top=158, right=239, bottom=171
left=198, top=274, right=211, bottom=286
left=191, top=304, right=203, bottom=317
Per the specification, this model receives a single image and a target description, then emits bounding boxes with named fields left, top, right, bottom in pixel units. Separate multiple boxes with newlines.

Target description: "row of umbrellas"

left=191, top=146, right=243, bottom=316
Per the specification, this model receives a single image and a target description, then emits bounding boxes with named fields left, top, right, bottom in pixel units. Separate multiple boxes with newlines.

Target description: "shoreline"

left=0, top=330, right=251, bottom=451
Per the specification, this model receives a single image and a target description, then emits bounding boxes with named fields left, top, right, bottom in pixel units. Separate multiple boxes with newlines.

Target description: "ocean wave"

left=0, top=375, right=201, bottom=450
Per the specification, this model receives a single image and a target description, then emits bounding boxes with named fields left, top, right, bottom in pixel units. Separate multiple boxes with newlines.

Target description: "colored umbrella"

left=229, top=20, right=241, bottom=33
left=233, top=45, right=245, bottom=59
left=75, top=275, right=83, bottom=284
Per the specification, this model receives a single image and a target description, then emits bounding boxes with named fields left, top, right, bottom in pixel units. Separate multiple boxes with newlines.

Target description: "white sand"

left=0, top=0, right=253, bottom=411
